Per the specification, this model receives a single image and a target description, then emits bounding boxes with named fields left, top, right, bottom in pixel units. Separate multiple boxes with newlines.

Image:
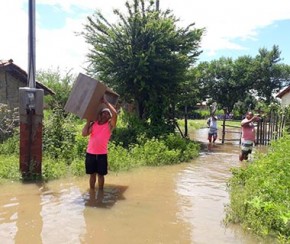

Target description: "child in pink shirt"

left=82, top=97, right=117, bottom=190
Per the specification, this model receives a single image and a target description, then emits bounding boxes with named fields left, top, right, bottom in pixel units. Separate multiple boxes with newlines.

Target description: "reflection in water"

left=176, top=146, right=247, bottom=243
left=0, top=128, right=272, bottom=244
left=40, top=184, right=86, bottom=244
left=0, top=183, right=43, bottom=244
left=83, top=185, right=127, bottom=208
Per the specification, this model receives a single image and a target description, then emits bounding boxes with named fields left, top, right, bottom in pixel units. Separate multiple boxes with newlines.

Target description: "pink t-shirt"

left=241, top=119, right=255, bottom=141
left=87, top=122, right=111, bottom=154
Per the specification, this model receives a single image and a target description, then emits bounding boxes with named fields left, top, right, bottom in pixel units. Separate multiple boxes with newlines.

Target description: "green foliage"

left=0, top=155, right=21, bottom=181
left=69, top=158, right=86, bottom=176
left=195, top=46, right=290, bottom=115
left=42, top=157, right=69, bottom=180
left=108, top=143, right=135, bottom=171
left=82, top=0, right=204, bottom=129
left=111, top=110, right=174, bottom=147
left=0, top=107, right=200, bottom=182
left=129, top=137, right=180, bottom=166
left=37, top=68, right=75, bottom=109
left=109, top=133, right=199, bottom=171
left=178, top=119, right=207, bottom=130
left=74, top=133, right=88, bottom=158
left=194, top=109, right=211, bottom=119
left=0, top=134, right=19, bottom=155
left=252, top=46, right=284, bottom=103
left=226, top=133, right=290, bottom=240
left=0, top=103, right=19, bottom=142
left=43, top=108, right=77, bottom=161
left=111, top=110, right=147, bottom=147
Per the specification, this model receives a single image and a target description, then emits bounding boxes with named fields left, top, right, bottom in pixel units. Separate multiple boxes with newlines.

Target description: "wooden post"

left=221, top=107, right=227, bottom=144
left=184, top=105, right=188, bottom=138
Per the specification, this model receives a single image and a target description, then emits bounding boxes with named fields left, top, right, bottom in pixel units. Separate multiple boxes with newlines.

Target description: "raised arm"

left=241, top=115, right=259, bottom=127
left=102, top=97, right=118, bottom=130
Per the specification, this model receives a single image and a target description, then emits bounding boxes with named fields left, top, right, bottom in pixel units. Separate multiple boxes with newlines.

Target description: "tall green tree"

left=82, top=0, right=203, bottom=130
left=194, top=48, right=290, bottom=114
left=196, top=57, right=251, bottom=113
left=252, top=45, right=284, bottom=103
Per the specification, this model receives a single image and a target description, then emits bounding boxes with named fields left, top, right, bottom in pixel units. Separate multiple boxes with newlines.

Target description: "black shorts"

left=242, top=149, right=252, bottom=156
left=208, top=132, right=217, bottom=137
left=85, top=153, right=108, bottom=175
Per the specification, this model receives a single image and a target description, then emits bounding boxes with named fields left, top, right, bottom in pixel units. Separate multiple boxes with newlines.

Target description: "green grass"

left=0, top=155, right=21, bottom=182
left=0, top=133, right=200, bottom=182
left=177, top=119, right=241, bottom=134
left=226, top=133, right=290, bottom=242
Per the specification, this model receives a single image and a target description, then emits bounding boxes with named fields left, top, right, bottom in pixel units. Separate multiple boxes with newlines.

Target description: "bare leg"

left=239, top=151, right=247, bottom=161
left=208, top=135, right=212, bottom=143
left=90, top=173, right=96, bottom=189
left=98, top=174, right=105, bottom=190
left=239, top=153, right=244, bottom=161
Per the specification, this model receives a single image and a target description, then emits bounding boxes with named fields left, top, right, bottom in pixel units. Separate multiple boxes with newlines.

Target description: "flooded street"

left=0, top=128, right=269, bottom=243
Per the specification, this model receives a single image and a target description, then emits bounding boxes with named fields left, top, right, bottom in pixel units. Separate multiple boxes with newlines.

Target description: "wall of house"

left=0, top=71, right=23, bottom=109
left=281, top=92, right=290, bottom=107
left=0, top=72, right=6, bottom=103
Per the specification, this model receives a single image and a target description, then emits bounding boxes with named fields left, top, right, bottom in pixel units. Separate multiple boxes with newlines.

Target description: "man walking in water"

left=207, top=114, right=218, bottom=143
left=82, top=97, right=117, bottom=190
left=239, top=111, right=259, bottom=161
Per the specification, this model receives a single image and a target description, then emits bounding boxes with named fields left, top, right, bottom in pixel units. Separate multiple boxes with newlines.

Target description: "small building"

left=276, top=86, right=290, bottom=107
left=0, top=59, right=54, bottom=109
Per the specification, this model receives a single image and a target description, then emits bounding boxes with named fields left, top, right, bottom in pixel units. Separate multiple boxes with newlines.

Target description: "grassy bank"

left=226, top=133, right=290, bottom=242
left=0, top=132, right=200, bottom=182
left=177, top=119, right=241, bottom=134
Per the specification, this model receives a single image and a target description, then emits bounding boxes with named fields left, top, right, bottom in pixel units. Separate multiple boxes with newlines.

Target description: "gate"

left=221, top=107, right=289, bottom=145
left=256, top=109, right=289, bottom=145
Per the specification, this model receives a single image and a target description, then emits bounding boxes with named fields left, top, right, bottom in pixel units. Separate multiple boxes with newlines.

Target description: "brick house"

left=276, top=86, right=290, bottom=107
left=0, top=59, right=54, bottom=109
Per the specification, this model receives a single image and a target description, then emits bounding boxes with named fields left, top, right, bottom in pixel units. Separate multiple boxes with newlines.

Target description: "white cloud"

left=165, top=0, right=290, bottom=55
left=0, top=1, right=28, bottom=69
left=1, top=0, right=290, bottom=74
left=36, top=16, right=89, bottom=73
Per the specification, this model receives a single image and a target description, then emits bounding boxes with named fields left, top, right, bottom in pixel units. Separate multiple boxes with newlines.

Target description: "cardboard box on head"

left=64, top=73, right=119, bottom=121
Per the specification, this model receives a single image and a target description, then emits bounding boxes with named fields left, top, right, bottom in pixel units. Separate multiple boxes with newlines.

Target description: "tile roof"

left=0, top=59, right=55, bottom=95
left=276, top=86, right=290, bottom=98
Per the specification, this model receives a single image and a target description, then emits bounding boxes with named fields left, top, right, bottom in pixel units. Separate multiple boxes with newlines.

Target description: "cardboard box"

left=64, top=73, right=119, bottom=121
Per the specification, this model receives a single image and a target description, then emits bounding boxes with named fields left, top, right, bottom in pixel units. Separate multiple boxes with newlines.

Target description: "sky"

left=1, top=0, right=290, bottom=76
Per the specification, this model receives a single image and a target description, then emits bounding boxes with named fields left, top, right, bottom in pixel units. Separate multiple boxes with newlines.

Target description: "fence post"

left=221, top=107, right=227, bottom=144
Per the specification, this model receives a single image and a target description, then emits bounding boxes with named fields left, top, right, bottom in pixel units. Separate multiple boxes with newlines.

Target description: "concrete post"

left=19, top=87, right=43, bottom=179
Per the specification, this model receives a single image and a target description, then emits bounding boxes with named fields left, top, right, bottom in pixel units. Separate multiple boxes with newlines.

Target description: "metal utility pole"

left=28, top=0, right=36, bottom=89
left=19, top=0, right=44, bottom=179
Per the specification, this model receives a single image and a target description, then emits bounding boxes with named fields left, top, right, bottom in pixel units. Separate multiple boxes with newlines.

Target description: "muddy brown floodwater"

left=0, top=128, right=273, bottom=244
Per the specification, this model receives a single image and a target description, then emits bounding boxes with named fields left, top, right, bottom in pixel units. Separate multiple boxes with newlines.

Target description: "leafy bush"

left=108, top=134, right=199, bottom=171
left=42, top=157, right=68, bottom=180
left=194, top=109, right=210, bottom=119
left=226, top=133, right=290, bottom=241
left=0, top=134, right=19, bottom=155
left=0, top=108, right=201, bottom=182
left=111, top=110, right=175, bottom=147
left=0, top=103, right=19, bottom=142
left=43, top=108, right=76, bottom=162
left=111, top=127, right=139, bottom=148
left=69, top=158, right=85, bottom=176
left=0, top=155, right=21, bottom=181
left=130, top=138, right=180, bottom=166
left=108, top=142, right=135, bottom=171
left=37, top=68, right=75, bottom=109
